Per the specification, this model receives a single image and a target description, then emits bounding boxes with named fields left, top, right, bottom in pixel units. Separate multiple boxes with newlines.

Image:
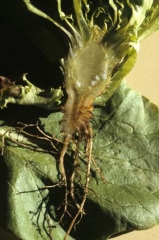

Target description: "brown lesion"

left=0, top=76, right=21, bottom=98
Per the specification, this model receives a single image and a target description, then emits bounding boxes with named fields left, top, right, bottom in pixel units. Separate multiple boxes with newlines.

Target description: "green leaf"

left=0, top=144, right=74, bottom=240
left=1, top=81, right=159, bottom=239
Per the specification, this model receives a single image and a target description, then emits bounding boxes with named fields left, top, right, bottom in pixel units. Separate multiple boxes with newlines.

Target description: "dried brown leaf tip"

left=0, top=76, right=21, bottom=98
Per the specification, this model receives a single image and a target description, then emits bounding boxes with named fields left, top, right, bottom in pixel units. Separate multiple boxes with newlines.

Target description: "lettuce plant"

left=0, top=1, right=159, bottom=240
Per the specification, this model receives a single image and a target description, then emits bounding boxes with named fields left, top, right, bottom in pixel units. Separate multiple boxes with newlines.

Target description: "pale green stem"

left=73, top=0, right=90, bottom=43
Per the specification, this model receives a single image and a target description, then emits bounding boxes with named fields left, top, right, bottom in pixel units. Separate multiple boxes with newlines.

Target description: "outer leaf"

left=90, top=81, right=159, bottom=238
left=0, top=143, right=74, bottom=240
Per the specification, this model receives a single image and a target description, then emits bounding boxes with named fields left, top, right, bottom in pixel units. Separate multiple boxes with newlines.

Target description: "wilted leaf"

left=0, top=75, right=63, bottom=110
